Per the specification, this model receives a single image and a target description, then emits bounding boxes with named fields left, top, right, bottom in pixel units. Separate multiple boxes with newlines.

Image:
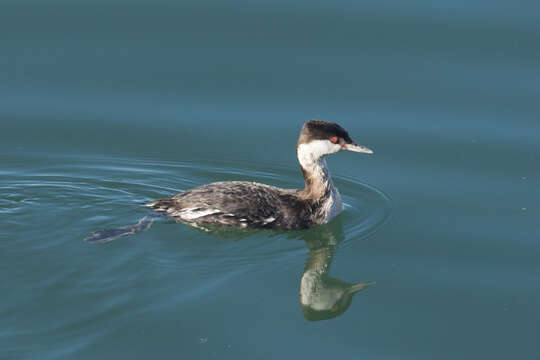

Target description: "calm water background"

left=1, top=0, right=539, bottom=359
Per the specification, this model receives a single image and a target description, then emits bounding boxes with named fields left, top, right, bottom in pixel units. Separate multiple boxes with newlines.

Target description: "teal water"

left=1, top=1, right=540, bottom=359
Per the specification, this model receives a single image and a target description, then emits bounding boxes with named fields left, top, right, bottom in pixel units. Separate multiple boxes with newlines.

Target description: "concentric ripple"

left=0, top=152, right=391, bottom=250
left=0, top=152, right=391, bottom=356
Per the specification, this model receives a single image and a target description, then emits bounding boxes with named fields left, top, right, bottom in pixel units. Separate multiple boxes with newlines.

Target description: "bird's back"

left=147, top=181, right=311, bottom=229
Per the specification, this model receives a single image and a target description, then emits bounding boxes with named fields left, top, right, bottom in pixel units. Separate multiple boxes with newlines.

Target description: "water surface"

left=1, top=0, right=539, bottom=359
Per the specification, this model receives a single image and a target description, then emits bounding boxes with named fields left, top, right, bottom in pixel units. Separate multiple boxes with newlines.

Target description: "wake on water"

left=84, top=214, right=158, bottom=243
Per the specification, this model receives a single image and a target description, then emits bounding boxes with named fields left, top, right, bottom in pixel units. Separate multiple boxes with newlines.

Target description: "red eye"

left=330, top=136, right=339, bottom=144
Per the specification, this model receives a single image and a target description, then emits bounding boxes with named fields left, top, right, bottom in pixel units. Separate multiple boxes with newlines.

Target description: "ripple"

left=1, top=152, right=391, bottom=356
left=0, top=152, right=390, bottom=256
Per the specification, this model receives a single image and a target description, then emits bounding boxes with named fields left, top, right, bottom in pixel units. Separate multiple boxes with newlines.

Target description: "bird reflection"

left=295, top=218, right=374, bottom=321
left=87, top=210, right=375, bottom=321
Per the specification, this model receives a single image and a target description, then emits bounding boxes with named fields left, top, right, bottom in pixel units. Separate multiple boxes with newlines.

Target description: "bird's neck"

left=297, top=152, right=334, bottom=201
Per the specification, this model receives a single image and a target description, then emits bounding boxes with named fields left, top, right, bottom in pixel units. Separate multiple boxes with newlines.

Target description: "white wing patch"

left=263, top=217, right=276, bottom=225
left=172, top=207, right=222, bottom=221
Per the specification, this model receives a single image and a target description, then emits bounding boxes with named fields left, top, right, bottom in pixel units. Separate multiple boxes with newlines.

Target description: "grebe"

left=146, top=120, right=372, bottom=230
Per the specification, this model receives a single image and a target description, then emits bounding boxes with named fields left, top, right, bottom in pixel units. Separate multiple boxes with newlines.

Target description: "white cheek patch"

left=297, top=140, right=341, bottom=169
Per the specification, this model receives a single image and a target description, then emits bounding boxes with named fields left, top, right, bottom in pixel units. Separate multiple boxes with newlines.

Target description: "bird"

left=147, top=120, right=373, bottom=230
left=85, top=120, right=373, bottom=242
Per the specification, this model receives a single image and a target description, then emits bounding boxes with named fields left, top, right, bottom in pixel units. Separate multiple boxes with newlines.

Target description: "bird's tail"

left=84, top=215, right=157, bottom=243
